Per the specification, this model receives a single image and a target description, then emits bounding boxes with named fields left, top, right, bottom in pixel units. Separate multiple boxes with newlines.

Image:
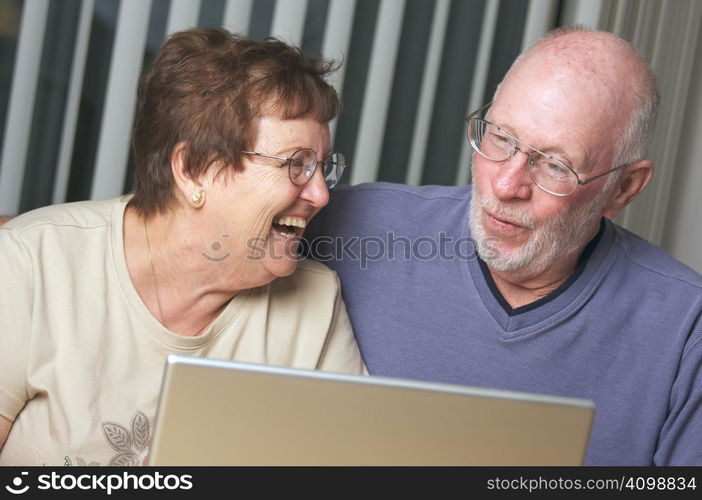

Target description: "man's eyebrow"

left=490, top=119, right=581, bottom=167
left=536, top=146, right=576, bottom=164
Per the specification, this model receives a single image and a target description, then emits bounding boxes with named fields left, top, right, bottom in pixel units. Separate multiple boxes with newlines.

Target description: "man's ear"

left=170, top=142, right=205, bottom=207
left=603, top=160, right=654, bottom=218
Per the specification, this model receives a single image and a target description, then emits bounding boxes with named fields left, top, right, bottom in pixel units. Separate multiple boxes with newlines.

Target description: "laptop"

left=148, top=355, right=594, bottom=465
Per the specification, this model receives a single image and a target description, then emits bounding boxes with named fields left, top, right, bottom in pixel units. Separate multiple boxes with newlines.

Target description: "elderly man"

left=306, top=27, right=702, bottom=465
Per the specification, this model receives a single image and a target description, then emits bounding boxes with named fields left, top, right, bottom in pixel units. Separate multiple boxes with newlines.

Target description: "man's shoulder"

left=309, top=182, right=472, bottom=241
left=612, top=223, right=702, bottom=289
left=323, top=182, right=470, bottom=225
left=332, top=182, right=471, bottom=204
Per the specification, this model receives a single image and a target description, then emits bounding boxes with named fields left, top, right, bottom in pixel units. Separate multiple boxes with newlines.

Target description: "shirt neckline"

left=465, top=215, right=616, bottom=334
left=477, top=218, right=606, bottom=317
left=109, top=196, right=253, bottom=350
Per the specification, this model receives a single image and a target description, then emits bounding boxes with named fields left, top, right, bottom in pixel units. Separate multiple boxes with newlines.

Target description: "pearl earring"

left=191, top=191, right=204, bottom=207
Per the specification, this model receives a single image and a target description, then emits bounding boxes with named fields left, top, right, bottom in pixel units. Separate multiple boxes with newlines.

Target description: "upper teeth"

left=274, top=216, right=306, bottom=229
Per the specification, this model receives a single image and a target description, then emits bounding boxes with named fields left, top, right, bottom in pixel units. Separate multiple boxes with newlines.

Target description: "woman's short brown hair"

left=130, top=28, right=340, bottom=216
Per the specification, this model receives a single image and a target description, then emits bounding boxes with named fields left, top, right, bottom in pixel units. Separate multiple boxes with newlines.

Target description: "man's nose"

left=491, top=148, right=533, bottom=201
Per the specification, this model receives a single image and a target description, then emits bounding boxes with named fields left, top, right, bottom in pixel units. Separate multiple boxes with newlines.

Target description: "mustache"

left=477, top=195, right=536, bottom=230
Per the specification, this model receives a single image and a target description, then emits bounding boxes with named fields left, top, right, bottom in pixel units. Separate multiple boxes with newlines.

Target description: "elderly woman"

left=0, top=28, right=365, bottom=465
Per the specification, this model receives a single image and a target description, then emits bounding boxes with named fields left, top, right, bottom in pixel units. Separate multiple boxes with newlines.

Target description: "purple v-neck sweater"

left=306, top=182, right=702, bottom=465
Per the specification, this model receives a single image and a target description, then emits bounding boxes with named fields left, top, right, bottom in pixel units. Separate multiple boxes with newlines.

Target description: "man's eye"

left=542, top=161, right=570, bottom=179
left=488, top=132, right=510, bottom=145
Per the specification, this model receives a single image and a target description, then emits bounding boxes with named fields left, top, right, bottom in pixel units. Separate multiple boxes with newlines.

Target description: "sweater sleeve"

left=654, top=313, right=702, bottom=465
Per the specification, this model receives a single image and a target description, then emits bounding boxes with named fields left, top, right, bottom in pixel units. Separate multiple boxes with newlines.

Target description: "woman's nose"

left=299, top=167, right=330, bottom=208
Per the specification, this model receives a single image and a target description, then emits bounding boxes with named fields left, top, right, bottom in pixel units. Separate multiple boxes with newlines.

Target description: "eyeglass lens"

left=323, top=153, right=345, bottom=189
left=288, top=149, right=317, bottom=185
left=469, top=119, right=577, bottom=195
left=288, top=149, right=346, bottom=189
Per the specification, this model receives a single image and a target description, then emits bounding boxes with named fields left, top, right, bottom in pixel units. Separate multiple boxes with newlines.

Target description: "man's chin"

left=480, top=253, right=532, bottom=274
left=477, top=239, right=550, bottom=274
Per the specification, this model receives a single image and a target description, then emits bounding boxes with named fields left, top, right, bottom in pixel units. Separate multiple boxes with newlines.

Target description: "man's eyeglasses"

left=465, top=103, right=629, bottom=197
left=241, top=148, right=346, bottom=189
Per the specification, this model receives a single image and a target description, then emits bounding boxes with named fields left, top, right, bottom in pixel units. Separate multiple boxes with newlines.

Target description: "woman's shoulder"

left=3, top=197, right=124, bottom=234
left=294, top=258, right=339, bottom=277
left=268, top=258, right=340, bottom=298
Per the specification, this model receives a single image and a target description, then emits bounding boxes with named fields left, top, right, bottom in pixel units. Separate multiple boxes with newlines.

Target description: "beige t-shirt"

left=0, top=197, right=365, bottom=465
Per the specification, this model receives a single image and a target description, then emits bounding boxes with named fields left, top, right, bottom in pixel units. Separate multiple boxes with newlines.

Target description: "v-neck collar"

left=465, top=217, right=616, bottom=336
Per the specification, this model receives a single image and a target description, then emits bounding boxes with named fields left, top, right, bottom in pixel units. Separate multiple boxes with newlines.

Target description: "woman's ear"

left=602, top=160, right=654, bottom=218
left=171, top=142, right=206, bottom=208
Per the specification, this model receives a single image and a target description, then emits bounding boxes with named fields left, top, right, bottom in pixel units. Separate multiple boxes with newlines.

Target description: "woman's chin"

left=247, top=230, right=303, bottom=280
left=262, top=257, right=300, bottom=279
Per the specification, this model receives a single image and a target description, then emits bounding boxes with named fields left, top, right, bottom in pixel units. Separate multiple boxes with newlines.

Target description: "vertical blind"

left=0, top=0, right=542, bottom=214
left=0, top=0, right=701, bottom=261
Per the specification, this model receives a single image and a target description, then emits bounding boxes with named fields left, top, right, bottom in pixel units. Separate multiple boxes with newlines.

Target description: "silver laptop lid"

left=149, top=355, right=594, bottom=465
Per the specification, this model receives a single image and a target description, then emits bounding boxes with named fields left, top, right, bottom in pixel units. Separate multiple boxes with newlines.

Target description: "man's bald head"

left=497, top=27, right=659, bottom=171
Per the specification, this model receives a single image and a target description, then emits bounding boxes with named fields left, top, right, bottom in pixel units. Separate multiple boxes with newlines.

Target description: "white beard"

left=469, top=184, right=611, bottom=276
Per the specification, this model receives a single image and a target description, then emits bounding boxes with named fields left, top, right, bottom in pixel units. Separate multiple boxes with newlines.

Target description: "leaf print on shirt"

left=132, top=411, right=150, bottom=451
left=65, top=456, right=100, bottom=466
left=101, top=411, right=152, bottom=466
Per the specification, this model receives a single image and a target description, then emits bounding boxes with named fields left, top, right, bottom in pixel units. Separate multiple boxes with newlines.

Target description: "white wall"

left=662, top=28, right=702, bottom=273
